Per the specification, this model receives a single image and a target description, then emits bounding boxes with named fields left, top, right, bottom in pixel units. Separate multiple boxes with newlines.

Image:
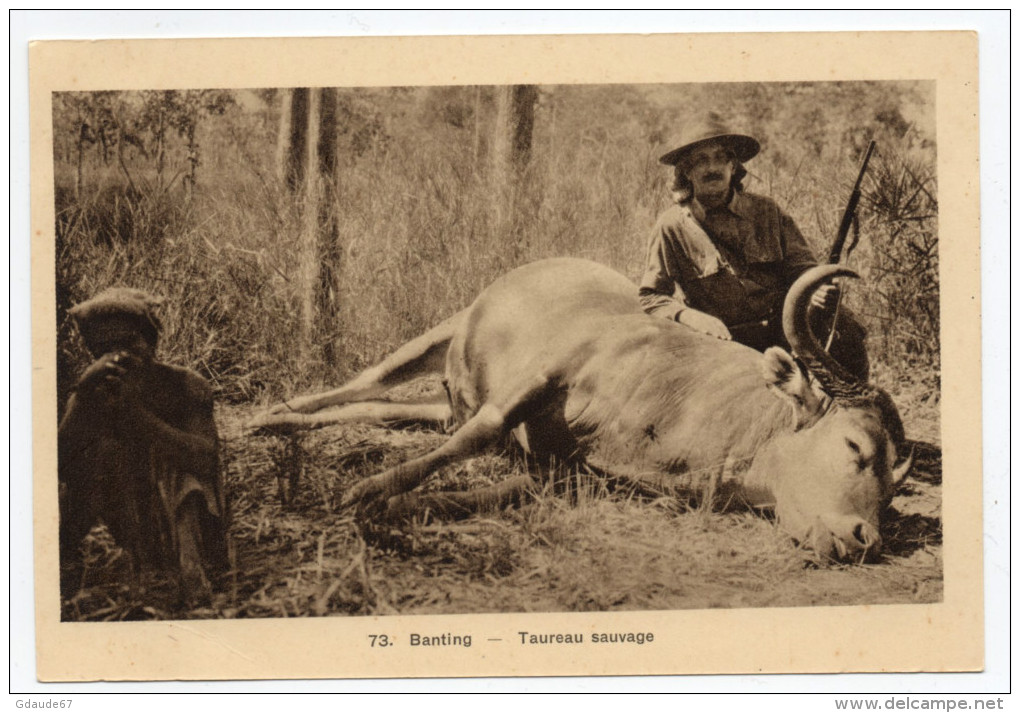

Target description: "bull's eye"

left=844, top=438, right=867, bottom=470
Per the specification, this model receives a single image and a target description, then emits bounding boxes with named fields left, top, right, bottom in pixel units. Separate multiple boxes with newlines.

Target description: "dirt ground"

left=60, top=378, right=942, bottom=621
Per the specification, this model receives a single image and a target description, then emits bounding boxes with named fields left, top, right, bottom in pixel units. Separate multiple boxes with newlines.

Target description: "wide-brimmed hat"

left=69, top=287, right=164, bottom=348
left=659, top=113, right=760, bottom=166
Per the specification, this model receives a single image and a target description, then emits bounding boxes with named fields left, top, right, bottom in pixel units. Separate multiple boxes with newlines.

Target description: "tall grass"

left=54, top=85, right=943, bottom=619
left=54, top=83, right=939, bottom=409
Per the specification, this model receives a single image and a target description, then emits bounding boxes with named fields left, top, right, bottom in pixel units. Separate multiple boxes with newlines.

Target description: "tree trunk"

left=275, top=89, right=293, bottom=184
left=472, top=85, right=483, bottom=167
left=297, top=88, right=341, bottom=368
left=491, top=84, right=538, bottom=252
left=75, top=122, right=87, bottom=200
left=155, top=107, right=166, bottom=188
left=314, top=88, right=341, bottom=368
left=298, top=89, right=321, bottom=360
left=185, top=124, right=198, bottom=199
left=492, top=84, right=537, bottom=178
left=277, top=88, right=309, bottom=191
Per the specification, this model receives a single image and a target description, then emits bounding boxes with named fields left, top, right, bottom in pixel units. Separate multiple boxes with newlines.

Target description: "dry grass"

left=55, top=84, right=942, bottom=621
left=59, top=380, right=942, bottom=620
left=54, top=84, right=940, bottom=409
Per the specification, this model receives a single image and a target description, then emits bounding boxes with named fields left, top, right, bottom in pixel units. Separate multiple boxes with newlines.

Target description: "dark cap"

left=68, top=287, right=163, bottom=348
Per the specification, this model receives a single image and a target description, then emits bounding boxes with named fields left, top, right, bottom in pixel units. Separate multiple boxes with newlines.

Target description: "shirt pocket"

left=737, top=204, right=785, bottom=263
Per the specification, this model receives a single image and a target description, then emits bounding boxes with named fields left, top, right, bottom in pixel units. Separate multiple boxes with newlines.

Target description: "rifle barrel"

left=827, top=140, right=877, bottom=264
left=853, top=141, right=876, bottom=193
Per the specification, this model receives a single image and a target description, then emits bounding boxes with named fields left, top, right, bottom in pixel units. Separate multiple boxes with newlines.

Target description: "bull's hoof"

left=383, top=493, right=421, bottom=522
left=342, top=475, right=388, bottom=510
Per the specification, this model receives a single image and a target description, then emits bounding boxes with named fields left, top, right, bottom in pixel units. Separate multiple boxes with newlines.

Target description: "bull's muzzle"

left=807, top=517, right=882, bottom=564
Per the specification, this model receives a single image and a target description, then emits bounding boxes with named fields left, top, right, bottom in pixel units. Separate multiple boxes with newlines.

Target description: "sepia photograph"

left=24, top=28, right=987, bottom=684
left=52, top=81, right=942, bottom=619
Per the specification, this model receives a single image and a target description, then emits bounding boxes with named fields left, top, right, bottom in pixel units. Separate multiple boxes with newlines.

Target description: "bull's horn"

left=891, top=445, right=915, bottom=490
left=782, top=264, right=865, bottom=398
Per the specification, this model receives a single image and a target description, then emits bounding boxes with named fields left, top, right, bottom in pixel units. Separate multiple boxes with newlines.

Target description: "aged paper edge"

left=29, top=31, right=982, bottom=681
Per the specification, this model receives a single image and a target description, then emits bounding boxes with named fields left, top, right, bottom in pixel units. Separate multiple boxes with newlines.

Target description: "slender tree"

left=492, top=84, right=538, bottom=177
left=277, top=88, right=310, bottom=191
left=491, top=84, right=538, bottom=244
left=472, top=85, right=483, bottom=167
left=282, top=87, right=342, bottom=367
left=299, top=88, right=342, bottom=367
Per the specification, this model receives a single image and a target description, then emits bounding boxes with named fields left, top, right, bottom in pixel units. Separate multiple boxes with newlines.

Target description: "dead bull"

left=252, top=258, right=912, bottom=562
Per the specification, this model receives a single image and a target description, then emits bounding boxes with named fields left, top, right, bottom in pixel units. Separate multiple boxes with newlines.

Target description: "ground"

left=59, top=377, right=942, bottom=621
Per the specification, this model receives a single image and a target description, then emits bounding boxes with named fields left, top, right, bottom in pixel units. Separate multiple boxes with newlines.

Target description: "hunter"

left=640, top=113, right=869, bottom=379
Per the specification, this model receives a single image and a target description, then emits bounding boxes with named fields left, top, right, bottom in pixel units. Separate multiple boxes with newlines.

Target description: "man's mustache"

left=703, top=172, right=726, bottom=181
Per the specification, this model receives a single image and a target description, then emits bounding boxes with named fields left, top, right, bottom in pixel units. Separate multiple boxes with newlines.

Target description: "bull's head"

left=746, top=265, right=913, bottom=562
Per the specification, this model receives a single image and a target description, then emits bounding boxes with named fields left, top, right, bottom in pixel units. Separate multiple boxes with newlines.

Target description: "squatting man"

left=58, top=288, right=229, bottom=605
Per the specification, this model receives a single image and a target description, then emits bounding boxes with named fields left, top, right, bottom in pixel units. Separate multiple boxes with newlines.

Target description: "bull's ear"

left=761, top=347, right=824, bottom=428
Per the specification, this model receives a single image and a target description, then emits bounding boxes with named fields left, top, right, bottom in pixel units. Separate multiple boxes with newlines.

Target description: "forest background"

left=52, top=81, right=939, bottom=414
left=52, top=81, right=945, bottom=618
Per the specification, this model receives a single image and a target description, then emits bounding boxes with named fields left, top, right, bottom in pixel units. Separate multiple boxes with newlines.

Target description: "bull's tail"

left=248, top=310, right=466, bottom=431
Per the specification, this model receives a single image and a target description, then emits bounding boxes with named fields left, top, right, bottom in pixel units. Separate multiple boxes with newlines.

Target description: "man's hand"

left=677, top=309, right=732, bottom=340
left=810, top=283, right=841, bottom=312
left=76, top=351, right=132, bottom=405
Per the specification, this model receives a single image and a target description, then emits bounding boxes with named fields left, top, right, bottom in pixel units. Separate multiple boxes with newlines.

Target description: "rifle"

left=823, top=140, right=875, bottom=351
left=827, top=140, right=875, bottom=265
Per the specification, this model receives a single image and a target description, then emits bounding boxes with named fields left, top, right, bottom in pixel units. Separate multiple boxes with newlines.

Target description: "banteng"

left=251, top=258, right=912, bottom=562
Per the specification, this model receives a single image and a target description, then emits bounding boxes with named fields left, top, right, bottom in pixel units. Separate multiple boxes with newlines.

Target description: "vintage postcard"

left=29, top=31, right=981, bottom=681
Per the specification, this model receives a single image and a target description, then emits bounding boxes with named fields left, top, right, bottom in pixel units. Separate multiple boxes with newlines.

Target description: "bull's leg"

left=249, top=311, right=465, bottom=432
left=384, top=475, right=537, bottom=521
left=342, top=373, right=556, bottom=509
left=250, top=399, right=452, bottom=434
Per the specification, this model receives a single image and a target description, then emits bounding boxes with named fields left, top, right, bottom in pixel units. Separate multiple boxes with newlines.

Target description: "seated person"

left=640, top=114, right=869, bottom=380
left=59, top=287, right=228, bottom=605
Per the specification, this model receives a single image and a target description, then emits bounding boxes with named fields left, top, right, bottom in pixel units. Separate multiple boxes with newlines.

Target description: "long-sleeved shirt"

left=639, top=191, right=819, bottom=327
